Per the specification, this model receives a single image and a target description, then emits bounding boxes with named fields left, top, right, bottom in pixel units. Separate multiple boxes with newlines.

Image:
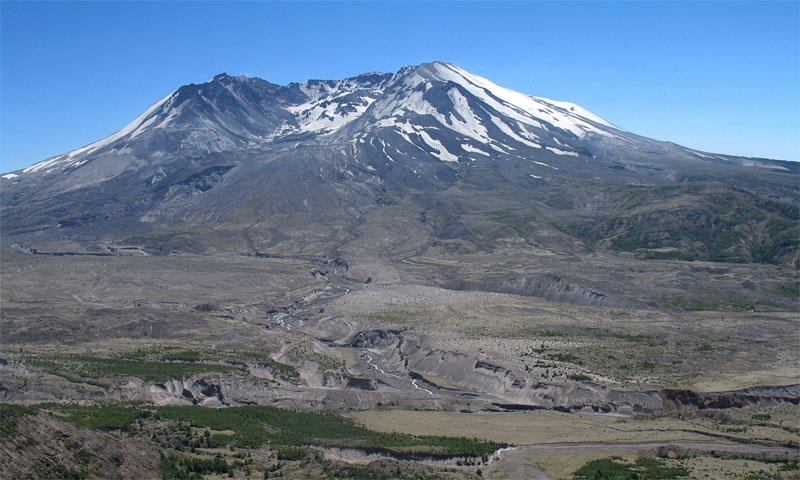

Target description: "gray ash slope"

left=2, top=62, right=797, bottom=266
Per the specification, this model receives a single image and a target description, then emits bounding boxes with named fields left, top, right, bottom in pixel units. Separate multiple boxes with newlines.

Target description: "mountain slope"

left=2, top=62, right=797, bottom=267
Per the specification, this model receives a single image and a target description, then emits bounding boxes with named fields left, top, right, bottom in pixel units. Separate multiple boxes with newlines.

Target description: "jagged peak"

left=209, top=72, right=255, bottom=83
left=14, top=62, right=622, bottom=177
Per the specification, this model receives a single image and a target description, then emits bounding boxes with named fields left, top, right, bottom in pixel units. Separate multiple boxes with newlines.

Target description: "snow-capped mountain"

left=349, top=62, right=618, bottom=160
left=14, top=63, right=624, bottom=178
left=9, top=61, right=789, bottom=181
left=2, top=62, right=797, bottom=266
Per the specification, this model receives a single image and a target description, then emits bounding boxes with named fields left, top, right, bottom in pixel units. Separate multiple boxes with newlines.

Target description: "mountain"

left=3, top=62, right=799, bottom=479
left=2, top=61, right=797, bottom=266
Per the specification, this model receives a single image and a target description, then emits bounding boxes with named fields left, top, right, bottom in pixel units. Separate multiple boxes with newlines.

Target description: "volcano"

left=2, top=62, right=797, bottom=266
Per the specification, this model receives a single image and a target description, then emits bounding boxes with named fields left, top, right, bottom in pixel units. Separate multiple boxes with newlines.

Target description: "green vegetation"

left=547, top=352, right=583, bottom=365
left=641, top=361, right=657, bottom=370
left=573, top=184, right=799, bottom=267
left=51, top=403, right=501, bottom=458
left=321, top=463, right=447, bottom=480
left=287, top=345, right=345, bottom=372
left=0, top=403, right=37, bottom=437
left=59, top=404, right=149, bottom=432
left=776, top=282, right=800, bottom=298
left=573, top=456, right=689, bottom=479
left=156, top=405, right=500, bottom=456
left=126, top=346, right=300, bottom=378
left=47, top=466, right=89, bottom=479
left=275, top=446, right=311, bottom=461
left=22, top=353, right=237, bottom=383
left=743, top=465, right=800, bottom=480
left=657, top=294, right=789, bottom=312
left=431, top=240, right=472, bottom=254
left=16, top=345, right=301, bottom=385
left=697, top=343, right=716, bottom=353
left=779, top=460, right=799, bottom=473
left=122, top=345, right=299, bottom=378
left=550, top=327, right=655, bottom=343
left=158, top=453, right=233, bottom=479
left=659, top=296, right=721, bottom=311
left=193, top=303, right=215, bottom=312
left=484, top=209, right=535, bottom=237
left=543, top=192, right=574, bottom=210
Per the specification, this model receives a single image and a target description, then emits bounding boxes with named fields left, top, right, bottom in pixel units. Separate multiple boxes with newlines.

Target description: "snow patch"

left=546, top=146, right=579, bottom=157
left=461, top=144, right=490, bottom=156
left=690, top=150, right=714, bottom=159
left=418, top=130, right=459, bottom=162
left=382, top=119, right=458, bottom=162
left=23, top=92, right=173, bottom=174
left=489, top=114, right=541, bottom=149
left=445, top=88, right=491, bottom=143
left=425, top=62, right=617, bottom=139
left=288, top=93, right=376, bottom=134
left=368, top=83, right=493, bottom=147
left=533, top=96, right=616, bottom=128
left=742, top=160, right=790, bottom=171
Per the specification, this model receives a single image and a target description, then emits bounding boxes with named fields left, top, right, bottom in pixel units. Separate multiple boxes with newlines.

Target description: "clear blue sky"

left=2, top=1, right=798, bottom=172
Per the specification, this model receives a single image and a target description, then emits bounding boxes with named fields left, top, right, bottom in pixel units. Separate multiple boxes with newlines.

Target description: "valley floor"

left=1, top=249, right=798, bottom=478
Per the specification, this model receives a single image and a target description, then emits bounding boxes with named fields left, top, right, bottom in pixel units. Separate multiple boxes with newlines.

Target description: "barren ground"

left=1, top=249, right=798, bottom=479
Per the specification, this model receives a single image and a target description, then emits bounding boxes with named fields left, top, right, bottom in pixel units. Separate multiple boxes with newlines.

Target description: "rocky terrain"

left=1, top=62, right=798, bottom=478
